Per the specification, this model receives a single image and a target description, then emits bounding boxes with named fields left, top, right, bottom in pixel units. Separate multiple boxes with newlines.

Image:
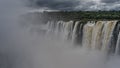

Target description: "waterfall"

left=64, top=21, right=74, bottom=40
left=45, top=20, right=120, bottom=54
left=101, top=21, right=117, bottom=52
left=91, top=21, right=104, bottom=50
left=82, top=21, right=95, bottom=48
left=115, top=32, right=120, bottom=55
left=72, top=21, right=81, bottom=44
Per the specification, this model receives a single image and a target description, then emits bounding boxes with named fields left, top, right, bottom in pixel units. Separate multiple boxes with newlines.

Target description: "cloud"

left=26, top=0, right=80, bottom=10
left=101, top=0, right=119, bottom=3
left=26, top=0, right=120, bottom=11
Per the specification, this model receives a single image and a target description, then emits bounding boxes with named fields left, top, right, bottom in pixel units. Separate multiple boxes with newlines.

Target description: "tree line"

left=41, top=11, right=120, bottom=21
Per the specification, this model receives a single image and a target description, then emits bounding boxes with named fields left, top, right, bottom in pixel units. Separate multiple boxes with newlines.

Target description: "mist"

left=0, top=0, right=120, bottom=68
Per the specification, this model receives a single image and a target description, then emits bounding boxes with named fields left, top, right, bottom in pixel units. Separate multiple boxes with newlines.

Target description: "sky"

left=26, top=0, right=120, bottom=11
left=0, top=0, right=120, bottom=68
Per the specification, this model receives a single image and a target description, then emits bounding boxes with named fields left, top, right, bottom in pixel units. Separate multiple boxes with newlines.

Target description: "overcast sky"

left=26, top=0, right=120, bottom=11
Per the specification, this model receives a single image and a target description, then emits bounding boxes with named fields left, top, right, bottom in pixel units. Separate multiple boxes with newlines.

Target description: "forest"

left=41, top=11, right=120, bottom=21
left=22, top=11, right=120, bottom=24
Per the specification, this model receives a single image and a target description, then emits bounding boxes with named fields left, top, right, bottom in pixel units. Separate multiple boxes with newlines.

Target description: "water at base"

left=17, top=20, right=120, bottom=68
left=20, top=29, right=120, bottom=68
left=1, top=0, right=120, bottom=68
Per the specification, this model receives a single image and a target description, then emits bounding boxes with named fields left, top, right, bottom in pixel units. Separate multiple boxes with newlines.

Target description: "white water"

left=115, top=32, right=120, bottom=55
left=0, top=0, right=120, bottom=68
left=82, top=21, right=95, bottom=48
left=72, top=21, right=80, bottom=43
left=45, top=20, right=118, bottom=52
left=91, top=21, right=104, bottom=49
left=21, top=20, right=120, bottom=68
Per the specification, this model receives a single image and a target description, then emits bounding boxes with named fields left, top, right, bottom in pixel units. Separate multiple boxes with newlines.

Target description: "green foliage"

left=41, top=11, right=120, bottom=21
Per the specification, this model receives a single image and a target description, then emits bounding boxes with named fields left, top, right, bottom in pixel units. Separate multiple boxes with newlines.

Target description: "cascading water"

left=72, top=21, right=81, bottom=44
left=45, top=20, right=120, bottom=54
left=19, top=18, right=120, bottom=68
left=91, top=21, right=104, bottom=50
left=1, top=0, right=120, bottom=67
left=101, top=21, right=117, bottom=52
left=82, top=21, right=95, bottom=48
left=115, top=32, right=120, bottom=55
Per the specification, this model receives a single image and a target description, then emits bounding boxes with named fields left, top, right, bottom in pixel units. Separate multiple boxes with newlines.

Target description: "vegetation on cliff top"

left=40, top=11, right=120, bottom=21
left=21, top=11, right=120, bottom=24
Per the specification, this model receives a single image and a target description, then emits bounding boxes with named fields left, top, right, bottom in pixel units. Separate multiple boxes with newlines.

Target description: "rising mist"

left=0, top=0, right=120, bottom=68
